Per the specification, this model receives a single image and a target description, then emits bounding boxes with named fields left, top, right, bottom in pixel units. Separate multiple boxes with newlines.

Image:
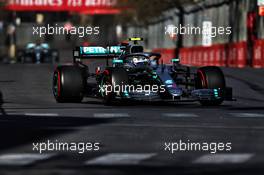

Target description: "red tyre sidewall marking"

left=197, top=70, right=208, bottom=88
left=56, top=69, right=61, bottom=97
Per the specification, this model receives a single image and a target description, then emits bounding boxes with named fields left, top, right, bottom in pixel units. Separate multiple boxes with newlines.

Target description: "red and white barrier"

left=253, top=40, right=264, bottom=68
left=153, top=40, right=263, bottom=68
left=237, top=42, right=247, bottom=68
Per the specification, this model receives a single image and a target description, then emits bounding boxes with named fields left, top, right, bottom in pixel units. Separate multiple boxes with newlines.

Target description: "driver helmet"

left=132, top=57, right=149, bottom=66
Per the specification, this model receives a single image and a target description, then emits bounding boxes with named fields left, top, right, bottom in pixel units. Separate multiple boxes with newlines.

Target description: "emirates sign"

left=4, top=0, right=121, bottom=14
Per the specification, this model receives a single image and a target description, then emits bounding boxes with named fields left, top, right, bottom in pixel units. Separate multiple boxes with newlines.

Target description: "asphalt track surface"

left=0, top=58, right=264, bottom=175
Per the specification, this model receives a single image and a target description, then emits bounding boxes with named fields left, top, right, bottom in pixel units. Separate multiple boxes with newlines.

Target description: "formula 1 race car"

left=17, top=42, right=59, bottom=64
left=52, top=38, right=234, bottom=105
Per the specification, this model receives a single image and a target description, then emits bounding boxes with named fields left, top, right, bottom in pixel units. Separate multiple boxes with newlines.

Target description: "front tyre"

left=100, top=74, right=115, bottom=105
left=53, top=65, right=85, bottom=103
left=100, top=68, right=129, bottom=105
left=196, top=66, right=226, bottom=106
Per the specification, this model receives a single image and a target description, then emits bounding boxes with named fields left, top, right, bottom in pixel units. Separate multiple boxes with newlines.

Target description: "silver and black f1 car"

left=17, top=42, right=59, bottom=64
left=52, top=38, right=234, bottom=105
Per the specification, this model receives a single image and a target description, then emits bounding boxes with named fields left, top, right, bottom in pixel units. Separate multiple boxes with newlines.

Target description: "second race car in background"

left=17, top=41, right=59, bottom=64
left=52, top=38, right=234, bottom=106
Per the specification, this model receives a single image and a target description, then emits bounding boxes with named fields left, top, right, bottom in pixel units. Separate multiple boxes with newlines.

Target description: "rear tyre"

left=196, top=66, right=226, bottom=106
left=53, top=65, right=85, bottom=103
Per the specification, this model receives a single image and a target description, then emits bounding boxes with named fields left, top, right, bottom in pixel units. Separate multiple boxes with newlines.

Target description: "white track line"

left=85, top=153, right=156, bottom=166
left=93, top=113, right=130, bottom=118
left=5, top=112, right=59, bottom=116
left=163, top=113, right=198, bottom=118
left=5, top=112, right=24, bottom=115
left=0, top=153, right=55, bottom=166
left=24, top=113, right=59, bottom=117
left=193, top=153, right=254, bottom=164
left=230, top=113, right=264, bottom=118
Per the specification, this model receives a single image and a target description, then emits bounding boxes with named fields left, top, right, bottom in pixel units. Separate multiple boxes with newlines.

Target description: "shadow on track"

left=0, top=113, right=112, bottom=151
left=82, top=99, right=233, bottom=110
left=0, top=90, right=6, bottom=115
left=0, top=114, right=113, bottom=128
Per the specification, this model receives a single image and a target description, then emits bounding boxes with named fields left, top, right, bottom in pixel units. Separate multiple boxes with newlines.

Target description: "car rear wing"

left=73, top=46, right=123, bottom=62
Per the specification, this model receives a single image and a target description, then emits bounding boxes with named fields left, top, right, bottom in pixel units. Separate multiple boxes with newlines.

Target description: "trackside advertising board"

left=4, top=0, right=121, bottom=14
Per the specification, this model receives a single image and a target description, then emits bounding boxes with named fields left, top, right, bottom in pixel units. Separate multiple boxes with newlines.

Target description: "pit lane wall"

left=153, top=40, right=264, bottom=68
